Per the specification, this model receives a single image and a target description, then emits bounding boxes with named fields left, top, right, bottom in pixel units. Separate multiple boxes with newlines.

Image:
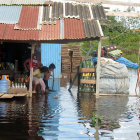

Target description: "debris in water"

left=53, top=96, right=58, bottom=99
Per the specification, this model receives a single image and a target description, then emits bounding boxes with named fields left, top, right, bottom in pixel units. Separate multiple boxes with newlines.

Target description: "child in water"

left=43, top=63, right=56, bottom=93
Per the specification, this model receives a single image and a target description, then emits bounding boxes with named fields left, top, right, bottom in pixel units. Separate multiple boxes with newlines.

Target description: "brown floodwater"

left=0, top=69, right=140, bottom=140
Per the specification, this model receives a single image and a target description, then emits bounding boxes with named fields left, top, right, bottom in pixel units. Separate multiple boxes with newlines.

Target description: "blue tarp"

left=92, top=57, right=139, bottom=69
left=115, top=57, right=139, bottom=69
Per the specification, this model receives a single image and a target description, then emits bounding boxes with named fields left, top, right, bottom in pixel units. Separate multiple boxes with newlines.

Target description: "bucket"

left=0, top=75, right=9, bottom=93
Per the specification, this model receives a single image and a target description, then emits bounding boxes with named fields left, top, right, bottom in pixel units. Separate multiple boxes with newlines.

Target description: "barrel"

left=0, top=75, right=9, bottom=93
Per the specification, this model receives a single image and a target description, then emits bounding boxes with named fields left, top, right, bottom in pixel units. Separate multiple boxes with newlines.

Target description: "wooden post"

left=94, top=98, right=99, bottom=140
left=29, top=44, right=35, bottom=97
left=138, top=48, right=140, bottom=65
left=77, top=66, right=80, bottom=93
left=96, top=38, right=102, bottom=98
left=14, top=60, right=18, bottom=72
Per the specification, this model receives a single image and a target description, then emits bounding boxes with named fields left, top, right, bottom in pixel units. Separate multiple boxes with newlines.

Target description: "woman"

left=33, top=66, right=48, bottom=94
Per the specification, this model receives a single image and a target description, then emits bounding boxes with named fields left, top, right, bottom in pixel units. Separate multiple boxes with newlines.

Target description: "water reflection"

left=128, top=68, right=138, bottom=94
left=78, top=93, right=96, bottom=119
left=0, top=70, right=139, bottom=140
left=0, top=98, right=45, bottom=140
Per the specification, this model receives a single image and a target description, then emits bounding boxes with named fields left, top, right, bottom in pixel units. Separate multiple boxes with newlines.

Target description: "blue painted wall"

left=41, top=43, right=61, bottom=78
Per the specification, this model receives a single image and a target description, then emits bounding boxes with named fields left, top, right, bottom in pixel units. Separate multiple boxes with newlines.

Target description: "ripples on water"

left=0, top=70, right=140, bottom=140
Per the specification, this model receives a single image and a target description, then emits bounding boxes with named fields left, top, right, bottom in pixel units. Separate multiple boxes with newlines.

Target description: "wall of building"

left=41, top=43, right=61, bottom=78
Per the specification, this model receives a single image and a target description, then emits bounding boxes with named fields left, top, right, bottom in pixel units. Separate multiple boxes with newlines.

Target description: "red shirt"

left=24, top=59, right=41, bottom=72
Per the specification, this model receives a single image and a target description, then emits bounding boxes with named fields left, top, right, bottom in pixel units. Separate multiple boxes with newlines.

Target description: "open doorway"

left=0, top=42, right=31, bottom=83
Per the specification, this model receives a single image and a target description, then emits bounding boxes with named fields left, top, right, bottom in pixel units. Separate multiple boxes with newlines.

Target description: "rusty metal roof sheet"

left=64, top=18, right=85, bottom=39
left=14, top=6, right=39, bottom=30
left=0, top=3, right=105, bottom=42
left=0, top=20, right=102, bottom=41
left=0, top=21, right=60, bottom=41
left=0, top=24, right=6, bottom=39
left=0, top=5, right=22, bottom=24
left=39, top=20, right=60, bottom=40
left=2, top=24, right=39, bottom=40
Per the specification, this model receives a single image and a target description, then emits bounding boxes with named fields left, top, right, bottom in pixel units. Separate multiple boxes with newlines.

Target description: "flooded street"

left=0, top=69, right=140, bottom=140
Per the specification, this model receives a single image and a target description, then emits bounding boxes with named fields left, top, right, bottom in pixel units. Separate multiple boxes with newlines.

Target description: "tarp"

left=115, top=57, right=139, bottom=69
left=100, top=63, right=128, bottom=78
left=92, top=57, right=139, bottom=69
left=98, top=62, right=129, bottom=94
left=99, top=78, right=129, bottom=94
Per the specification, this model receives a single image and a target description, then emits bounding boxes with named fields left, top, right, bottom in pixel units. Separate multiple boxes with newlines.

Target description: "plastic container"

left=2, top=75, right=11, bottom=88
left=0, top=75, right=9, bottom=93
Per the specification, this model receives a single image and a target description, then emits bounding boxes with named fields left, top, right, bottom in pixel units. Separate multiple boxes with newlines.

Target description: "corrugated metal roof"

left=52, top=2, right=63, bottom=19
left=41, top=2, right=107, bottom=23
left=15, top=6, right=39, bottom=30
left=65, top=3, right=79, bottom=18
left=91, top=5, right=106, bottom=20
left=77, top=4, right=91, bottom=19
left=83, top=20, right=102, bottom=38
left=66, top=4, right=106, bottom=20
left=2, top=24, right=39, bottom=40
left=0, top=21, right=60, bottom=41
left=60, top=19, right=64, bottom=39
left=39, top=20, right=60, bottom=40
left=64, top=18, right=85, bottom=39
left=42, top=2, right=63, bottom=24
left=0, top=2, right=106, bottom=42
left=0, top=24, right=6, bottom=39
left=0, top=5, right=22, bottom=24
left=0, top=20, right=102, bottom=41
left=0, top=0, right=46, bottom=5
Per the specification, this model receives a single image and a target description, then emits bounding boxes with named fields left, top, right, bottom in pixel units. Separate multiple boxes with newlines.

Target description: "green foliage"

left=92, top=113, right=102, bottom=127
left=123, top=53, right=138, bottom=63
left=68, top=16, right=140, bottom=63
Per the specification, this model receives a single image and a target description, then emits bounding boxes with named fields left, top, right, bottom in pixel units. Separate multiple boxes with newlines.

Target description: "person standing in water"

left=33, top=66, right=48, bottom=94
left=43, top=63, right=56, bottom=93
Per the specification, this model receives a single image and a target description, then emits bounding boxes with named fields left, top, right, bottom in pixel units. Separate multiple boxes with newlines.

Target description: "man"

left=24, top=58, right=42, bottom=76
left=43, top=63, right=56, bottom=93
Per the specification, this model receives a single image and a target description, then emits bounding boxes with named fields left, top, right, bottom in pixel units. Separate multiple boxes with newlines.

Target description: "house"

left=0, top=0, right=106, bottom=96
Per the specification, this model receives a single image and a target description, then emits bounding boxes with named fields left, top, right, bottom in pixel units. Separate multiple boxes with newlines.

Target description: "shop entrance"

left=0, top=42, right=31, bottom=82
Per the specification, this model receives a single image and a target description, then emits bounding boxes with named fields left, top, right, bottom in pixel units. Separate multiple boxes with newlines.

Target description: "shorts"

left=43, top=79, right=49, bottom=90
